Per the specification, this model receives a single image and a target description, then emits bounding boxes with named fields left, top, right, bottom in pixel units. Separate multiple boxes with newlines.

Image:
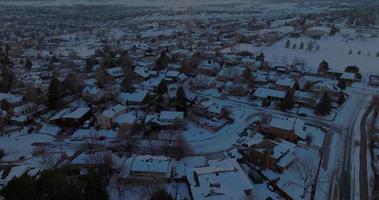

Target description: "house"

left=113, top=111, right=138, bottom=134
left=158, top=111, right=184, bottom=126
left=82, top=85, right=105, bottom=102
left=267, top=117, right=307, bottom=142
left=105, top=67, right=124, bottom=79
left=294, top=91, right=317, bottom=108
left=96, top=104, right=127, bottom=129
left=129, top=155, right=172, bottom=178
left=217, top=66, right=245, bottom=82
left=8, top=102, right=38, bottom=125
left=224, top=82, right=249, bottom=96
left=119, top=91, right=149, bottom=105
left=247, top=139, right=296, bottom=173
left=340, top=72, right=356, bottom=85
left=197, top=60, right=220, bottom=76
left=253, top=87, right=286, bottom=102
left=165, top=70, right=180, bottom=82
left=193, top=99, right=226, bottom=119
left=274, top=77, right=297, bottom=90
left=305, top=27, right=331, bottom=38
left=191, top=74, right=216, bottom=89
left=186, top=159, right=254, bottom=200
left=134, top=66, right=150, bottom=81
left=50, top=107, right=91, bottom=127
left=0, top=93, right=23, bottom=107
left=69, top=151, right=113, bottom=173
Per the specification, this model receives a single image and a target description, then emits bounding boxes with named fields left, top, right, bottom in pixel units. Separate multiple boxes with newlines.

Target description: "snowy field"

left=262, top=33, right=379, bottom=73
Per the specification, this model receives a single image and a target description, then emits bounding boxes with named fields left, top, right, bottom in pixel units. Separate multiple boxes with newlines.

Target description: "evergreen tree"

left=242, top=68, right=254, bottom=87
left=345, top=65, right=360, bottom=73
left=155, top=51, right=170, bottom=70
left=285, top=40, right=291, bottom=48
left=0, top=173, right=37, bottom=200
left=0, top=168, right=109, bottom=200
left=299, top=42, right=304, bottom=49
left=150, top=189, right=173, bottom=200
left=63, top=73, right=82, bottom=95
left=0, top=66, right=15, bottom=91
left=279, top=89, right=294, bottom=111
left=255, top=52, right=265, bottom=62
left=315, top=91, right=332, bottom=116
left=337, top=93, right=346, bottom=105
left=337, top=79, right=346, bottom=90
left=48, top=77, right=63, bottom=109
left=25, top=58, right=32, bottom=71
left=82, top=169, right=109, bottom=200
left=176, top=87, right=187, bottom=112
left=329, top=24, right=338, bottom=36
left=156, top=81, right=168, bottom=96
left=318, top=60, right=329, bottom=72
left=122, top=72, right=134, bottom=92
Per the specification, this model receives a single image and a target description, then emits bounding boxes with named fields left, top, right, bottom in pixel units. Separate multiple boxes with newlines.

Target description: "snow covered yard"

left=0, top=130, right=55, bottom=162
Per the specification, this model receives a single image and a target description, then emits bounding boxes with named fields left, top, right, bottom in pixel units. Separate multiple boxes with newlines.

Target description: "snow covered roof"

left=269, top=117, right=306, bottom=139
left=83, top=85, right=102, bottom=95
left=273, top=140, right=296, bottom=159
left=101, top=104, right=126, bottom=118
left=114, top=111, right=137, bottom=125
left=0, top=93, right=23, bottom=104
left=159, top=111, right=184, bottom=122
left=186, top=159, right=253, bottom=200
left=275, top=77, right=295, bottom=87
left=130, top=155, right=172, bottom=177
left=50, top=107, right=90, bottom=120
left=341, top=72, right=356, bottom=80
left=270, top=117, right=294, bottom=131
left=134, top=67, right=150, bottom=78
left=106, top=67, right=124, bottom=78
left=119, top=91, right=149, bottom=104
left=253, top=87, right=286, bottom=99
left=166, top=70, right=180, bottom=78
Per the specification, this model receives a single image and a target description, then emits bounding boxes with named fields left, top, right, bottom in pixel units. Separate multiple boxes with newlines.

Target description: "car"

left=298, top=113, right=307, bottom=117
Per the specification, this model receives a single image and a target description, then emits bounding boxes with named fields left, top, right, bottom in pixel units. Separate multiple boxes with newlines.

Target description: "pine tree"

left=285, top=40, right=291, bottom=48
left=0, top=66, right=15, bottom=92
left=0, top=173, right=37, bottom=200
left=299, top=42, right=304, bottom=49
left=337, top=79, right=346, bottom=90
left=329, top=24, right=338, bottom=36
left=337, top=93, right=346, bottom=105
left=25, top=58, right=32, bottom=71
left=48, top=77, right=63, bottom=109
left=176, top=87, right=187, bottom=112
left=156, top=81, right=168, bottom=96
left=318, top=60, right=329, bottom=72
left=279, top=89, right=294, bottom=111
left=242, top=68, right=254, bottom=87
left=83, top=169, right=109, bottom=200
left=315, top=91, right=332, bottom=116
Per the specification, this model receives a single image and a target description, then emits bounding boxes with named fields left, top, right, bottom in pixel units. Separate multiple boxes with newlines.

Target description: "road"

left=338, top=94, right=374, bottom=200
left=358, top=99, right=375, bottom=200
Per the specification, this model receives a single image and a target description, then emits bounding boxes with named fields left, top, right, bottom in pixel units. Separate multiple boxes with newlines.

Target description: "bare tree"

left=173, top=134, right=193, bottom=160
left=288, top=157, right=319, bottom=199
